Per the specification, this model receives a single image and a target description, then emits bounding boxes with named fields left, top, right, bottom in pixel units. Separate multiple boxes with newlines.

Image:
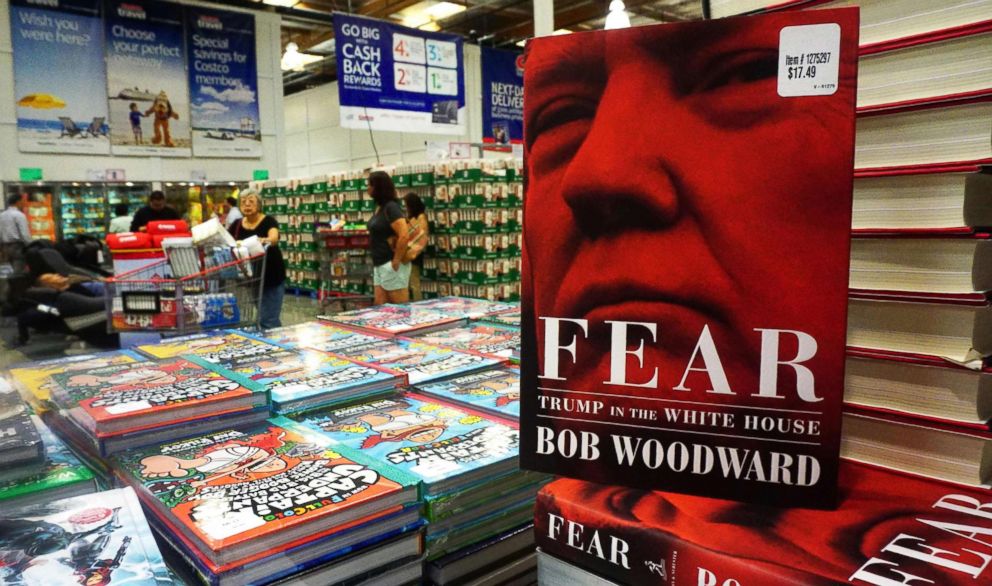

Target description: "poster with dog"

left=104, top=0, right=192, bottom=156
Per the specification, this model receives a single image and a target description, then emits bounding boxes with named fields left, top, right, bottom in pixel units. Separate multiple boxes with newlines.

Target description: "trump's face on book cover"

left=520, top=9, right=859, bottom=505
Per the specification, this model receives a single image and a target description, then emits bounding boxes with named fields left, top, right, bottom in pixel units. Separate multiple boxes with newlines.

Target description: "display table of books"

left=1, top=296, right=538, bottom=585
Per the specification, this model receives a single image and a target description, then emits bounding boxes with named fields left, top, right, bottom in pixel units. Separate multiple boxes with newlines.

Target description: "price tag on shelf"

left=426, top=39, right=457, bottom=69
left=777, top=23, right=841, bottom=97
left=394, top=62, right=427, bottom=93
left=427, top=67, right=458, bottom=96
left=393, top=32, right=426, bottom=65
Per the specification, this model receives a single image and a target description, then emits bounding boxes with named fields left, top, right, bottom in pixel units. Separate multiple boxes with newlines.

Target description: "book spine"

left=534, top=490, right=837, bottom=585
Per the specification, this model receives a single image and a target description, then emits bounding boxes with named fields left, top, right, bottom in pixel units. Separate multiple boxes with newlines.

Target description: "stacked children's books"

left=288, top=392, right=546, bottom=561
left=411, top=321, right=521, bottom=363
left=0, top=487, right=172, bottom=585
left=409, top=296, right=519, bottom=320
left=8, top=350, right=147, bottom=412
left=256, top=321, right=384, bottom=353
left=136, top=330, right=288, bottom=368
left=113, top=418, right=423, bottom=586
left=44, top=356, right=269, bottom=458
left=319, top=303, right=466, bottom=337
left=224, top=347, right=406, bottom=415
left=415, top=366, right=521, bottom=420
left=332, top=337, right=504, bottom=386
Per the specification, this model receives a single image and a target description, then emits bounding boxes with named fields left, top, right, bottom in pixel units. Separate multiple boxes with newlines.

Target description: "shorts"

left=373, top=261, right=412, bottom=291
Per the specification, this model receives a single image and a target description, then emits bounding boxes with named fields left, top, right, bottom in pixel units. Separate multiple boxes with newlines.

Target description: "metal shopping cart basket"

left=106, top=244, right=267, bottom=334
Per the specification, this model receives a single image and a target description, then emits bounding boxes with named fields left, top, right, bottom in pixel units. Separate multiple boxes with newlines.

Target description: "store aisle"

left=0, top=294, right=322, bottom=370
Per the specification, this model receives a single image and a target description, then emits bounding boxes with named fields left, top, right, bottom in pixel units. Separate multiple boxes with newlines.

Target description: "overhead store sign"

left=480, top=47, right=523, bottom=147
left=334, top=13, right=465, bottom=135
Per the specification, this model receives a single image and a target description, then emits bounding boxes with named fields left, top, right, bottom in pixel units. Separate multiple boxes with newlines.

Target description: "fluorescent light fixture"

left=553, top=28, right=572, bottom=35
left=419, top=21, right=441, bottom=31
left=125, top=181, right=134, bottom=186
left=397, top=0, right=465, bottom=29
left=515, top=39, right=527, bottom=47
left=229, top=182, right=237, bottom=186
left=263, top=0, right=298, bottom=7
left=605, top=0, right=631, bottom=29
left=426, top=1, right=465, bottom=19
left=281, top=42, right=323, bottom=71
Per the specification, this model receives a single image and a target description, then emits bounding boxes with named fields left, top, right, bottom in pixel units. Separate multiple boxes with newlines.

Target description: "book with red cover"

left=536, top=460, right=992, bottom=585
left=520, top=9, right=859, bottom=506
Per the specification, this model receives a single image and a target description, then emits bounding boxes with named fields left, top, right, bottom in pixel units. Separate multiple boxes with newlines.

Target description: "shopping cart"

left=105, top=244, right=266, bottom=334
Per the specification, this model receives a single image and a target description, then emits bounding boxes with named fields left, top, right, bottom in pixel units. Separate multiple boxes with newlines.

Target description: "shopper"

left=130, top=191, right=179, bottom=232
left=230, top=191, right=286, bottom=329
left=0, top=194, right=31, bottom=305
left=223, top=196, right=243, bottom=229
left=367, top=171, right=411, bottom=305
left=108, top=204, right=132, bottom=234
left=402, top=192, right=429, bottom=301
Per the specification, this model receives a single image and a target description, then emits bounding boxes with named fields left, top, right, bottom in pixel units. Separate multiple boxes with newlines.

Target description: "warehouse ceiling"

left=223, top=0, right=703, bottom=94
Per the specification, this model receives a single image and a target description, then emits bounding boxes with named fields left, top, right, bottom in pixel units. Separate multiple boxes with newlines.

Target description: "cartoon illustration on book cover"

left=260, top=322, right=381, bottom=353
left=416, top=323, right=520, bottom=358
left=418, top=368, right=520, bottom=417
left=138, top=332, right=282, bottom=365
left=118, top=425, right=400, bottom=546
left=9, top=352, right=145, bottom=406
left=293, top=395, right=518, bottom=480
left=337, top=340, right=497, bottom=385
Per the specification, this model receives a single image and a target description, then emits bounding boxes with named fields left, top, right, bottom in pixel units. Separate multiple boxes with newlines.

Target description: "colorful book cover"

left=321, top=304, right=464, bottom=336
left=485, top=311, right=520, bottom=327
left=136, top=331, right=286, bottom=366
left=0, top=487, right=171, bottom=585
left=0, top=416, right=96, bottom=505
left=0, top=382, right=42, bottom=465
left=226, top=349, right=403, bottom=413
left=114, top=421, right=414, bottom=558
left=289, top=392, right=519, bottom=488
left=258, top=321, right=384, bottom=353
left=415, top=366, right=521, bottom=419
left=413, top=322, right=521, bottom=362
left=8, top=350, right=147, bottom=410
left=520, top=8, right=860, bottom=506
left=334, top=338, right=503, bottom=385
left=536, top=461, right=992, bottom=585
left=410, top=297, right=520, bottom=319
left=49, top=356, right=264, bottom=433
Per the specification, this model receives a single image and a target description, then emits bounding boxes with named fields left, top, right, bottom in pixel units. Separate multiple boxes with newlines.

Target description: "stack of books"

left=415, top=366, right=521, bottom=420
left=42, top=356, right=269, bottom=459
left=332, top=337, right=505, bottom=386
left=0, top=415, right=97, bottom=509
left=318, top=303, right=466, bottom=337
left=256, top=320, right=384, bottom=353
left=410, top=320, right=522, bottom=363
left=0, top=381, right=46, bottom=485
left=288, top=392, right=545, bottom=563
left=0, top=487, right=173, bottom=585
left=408, top=296, right=519, bottom=320
left=135, top=330, right=288, bottom=368
left=223, top=346, right=406, bottom=415
left=113, top=418, right=423, bottom=586
left=8, top=350, right=148, bottom=412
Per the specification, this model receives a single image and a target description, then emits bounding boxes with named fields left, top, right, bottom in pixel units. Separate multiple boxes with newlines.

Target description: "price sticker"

left=777, top=23, right=841, bottom=97
left=427, top=66, right=458, bottom=96
left=394, top=62, right=427, bottom=93
left=426, top=39, right=457, bottom=69
left=392, top=32, right=426, bottom=65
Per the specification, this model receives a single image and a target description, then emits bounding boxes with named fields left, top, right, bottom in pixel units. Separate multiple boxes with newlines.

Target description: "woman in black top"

left=366, top=171, right=411, bottom=305
left=230, top=191, right=286, bottom=328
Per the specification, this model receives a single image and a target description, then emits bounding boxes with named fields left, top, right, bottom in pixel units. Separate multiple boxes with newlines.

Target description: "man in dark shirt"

left=130, top=190, right=179, bottom=232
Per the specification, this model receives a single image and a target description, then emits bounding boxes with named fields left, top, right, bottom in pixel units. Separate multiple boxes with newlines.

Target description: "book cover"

left=225, top=349, right=404, bottom=413
left=49, top=356, right=265, bottom=434
left=520, top=8, right=859, bottom=506
left=410, top=296, right=520, bottom=319
left=0, top=416, right=96, bottom=506
left=258, top=321, right=383, bottom=353
left=0, top=487, right=171, bottom=585
left=136, top=330, right=286, bottom=366
left=0, top=382, right=43, bottom=467
left=535, top=461, right=992, bottom=585
left=114, top=420, right=416, bottom=563
left=334, top=338, right=504, bottom=385
left=486, top=310, right=520, bottom=327
left=320, top=304, right=465, bottom=336
left=288, top=392, right=519, bottom=491
left=8, top=350, right=147, bottom=411
left=415, top=366, right=521, bottom=419
left=412, top=322, right=521, bottom=362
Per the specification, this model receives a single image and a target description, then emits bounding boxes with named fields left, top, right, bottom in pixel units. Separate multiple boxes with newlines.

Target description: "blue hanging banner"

left=481, top=47, right=523, bottom=147
left=334, top=13, right=465, bottom=135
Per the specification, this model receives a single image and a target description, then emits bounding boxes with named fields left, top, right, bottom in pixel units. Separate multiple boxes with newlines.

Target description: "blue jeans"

left=259, top=282, right=284, bottom=329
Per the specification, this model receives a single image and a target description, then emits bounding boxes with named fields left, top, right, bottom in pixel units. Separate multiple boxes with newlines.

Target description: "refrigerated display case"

left=105, top=183, right=151, bottom=231
left=3, top=182, right=154, bottom=240
left=163, top=182, right=245, bottom=227
left=59, top=183, right=106, bottom=237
